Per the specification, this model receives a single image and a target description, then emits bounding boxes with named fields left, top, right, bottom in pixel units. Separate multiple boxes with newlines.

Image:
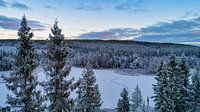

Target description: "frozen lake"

left=0, top=67, right=156, bottom=109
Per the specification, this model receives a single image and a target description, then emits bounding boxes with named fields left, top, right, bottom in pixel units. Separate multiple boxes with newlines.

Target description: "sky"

left=1, top=0, right=200, bottom=43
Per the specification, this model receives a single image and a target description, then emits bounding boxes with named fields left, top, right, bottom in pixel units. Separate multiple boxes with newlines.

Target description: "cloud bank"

left=78, top=17, right=200, bottom=43
left=114, top=0, right=146, bottom=13
left=0, top=15, right=46, bottom=31
left=0, top=0, right=7, bottom=7
left=78, top=28, right=139, bottom=40
left=11, top=2, right=31, bottom=10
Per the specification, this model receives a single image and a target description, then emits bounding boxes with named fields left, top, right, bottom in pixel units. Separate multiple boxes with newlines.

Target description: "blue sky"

left=1, top=0, right=200, bottom=43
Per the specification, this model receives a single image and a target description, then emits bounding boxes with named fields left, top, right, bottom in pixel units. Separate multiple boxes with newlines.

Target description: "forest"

left=0, top=16, right=200, bottom=112
left=1, top=38, right=200, bottom=73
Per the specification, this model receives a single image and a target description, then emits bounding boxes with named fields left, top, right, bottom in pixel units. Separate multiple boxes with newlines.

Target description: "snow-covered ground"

left=0, top=67, right=156, bottom=109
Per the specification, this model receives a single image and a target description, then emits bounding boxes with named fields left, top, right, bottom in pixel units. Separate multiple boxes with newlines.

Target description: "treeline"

left=67, top=40, right=200, bottom=72
left=1, top=37, right=200, bottom=73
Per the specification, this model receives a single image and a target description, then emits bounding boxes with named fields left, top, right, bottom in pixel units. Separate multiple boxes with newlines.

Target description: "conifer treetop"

left=18, top=15, right=33, bottom=40
left=49, top=19, right=64, bottom=42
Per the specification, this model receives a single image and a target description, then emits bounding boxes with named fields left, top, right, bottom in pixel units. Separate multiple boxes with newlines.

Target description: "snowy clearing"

left=0, top=67, right=156, bottom=109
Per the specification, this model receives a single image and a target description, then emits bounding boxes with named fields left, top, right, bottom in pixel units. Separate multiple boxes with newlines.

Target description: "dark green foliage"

left=166, top=55, right=179, bottom=112
left=116, top=88, right=130, bottom=112
left=43, top=20, right=77, bottom=112
left=131, top=85, right=143, bottom=111
left=190, top=66, right=200, bottom=112
left=177, top=55, right=190, bottom=111
left=153, top=61, right=170, bottom=112
left=75, top=63, right=102, bottom=112
left=3, top=15, right=44, bottom=112
left=153, top=55, right=190, bottom=112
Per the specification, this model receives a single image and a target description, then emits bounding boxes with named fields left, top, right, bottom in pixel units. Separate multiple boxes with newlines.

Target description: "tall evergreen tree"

left=177, top=55, right=190, bottom=111
left=3, top=15, right=44, bottom=112
left=75, top=63, right=102, bottom=112
left=131, top=85, right=143, bottom=111
left=116, top=88, right=130, bottom=112
left=43, top=19, right=77, bottom=112
left=166, top=55, right=179, bottom=112
left=167, top=55, right=190, bottom=112
left=190, top=66, right=200, bottom=112
left=153, top=61, right=170, bottom=112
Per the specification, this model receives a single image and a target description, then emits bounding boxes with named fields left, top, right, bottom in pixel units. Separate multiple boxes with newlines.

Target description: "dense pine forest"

left=1, top=39, right=200, bottom=73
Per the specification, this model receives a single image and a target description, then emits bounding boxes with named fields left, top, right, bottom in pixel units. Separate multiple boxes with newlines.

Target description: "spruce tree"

left=166, top=55, right=178, bottom=112
left=163, top=55, right=189, bottom=112
left=153, top=60, right=170, bottom=112
left=190, top=66, right=200, bottom=112
left=3, top=15, right=44, bottom=112
left=131, top=85, right=143, bottom=111
left=177, top=55, right=190, bottom=111
left=116, top=88, right=130, bottom=112
left=43, top=19, right=77, bottom=112
left=75, top=63, right=102, bottom=112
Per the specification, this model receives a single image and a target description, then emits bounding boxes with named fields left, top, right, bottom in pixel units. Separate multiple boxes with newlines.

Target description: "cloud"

left=0, top=0, right=7, bottom=7
left=0, top=15, right=46, bottom=31
left=76, top=3, right=102, bottom=11
left=136, top=18, right=200, bottom=42
left=180, top=11, right=199, bottom=19
left=78, top=28, right=139, bottom=40
left=141, top=20, right=199, bottom=33
left=44, top=5, right=57, bottom=10
left=135, top=32, right=200, bottom=43
left=114, top=0, right=146, bottom=13
left=11, top=2, right=31, bottom=10
left=78, top=17, right=200, bottom=43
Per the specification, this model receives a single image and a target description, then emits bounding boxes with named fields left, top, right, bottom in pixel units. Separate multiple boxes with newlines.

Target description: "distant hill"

left=0, top=39, right=199, bottom=48
left=0, top=39, right=200, bottom=72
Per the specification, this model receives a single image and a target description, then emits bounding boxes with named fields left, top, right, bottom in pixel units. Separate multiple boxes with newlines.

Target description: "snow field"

left=0, top=67, right=156, bottom=109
